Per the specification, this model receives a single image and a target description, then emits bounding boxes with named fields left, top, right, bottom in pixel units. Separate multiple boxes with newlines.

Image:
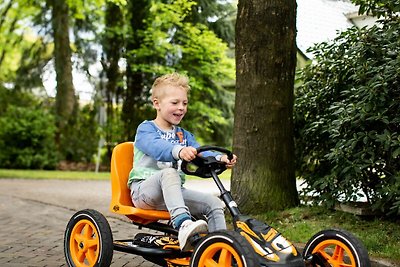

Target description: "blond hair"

left=151, top=73, right=191, bottom=100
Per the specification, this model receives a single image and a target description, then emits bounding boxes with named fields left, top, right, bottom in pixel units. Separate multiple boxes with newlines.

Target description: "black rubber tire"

left=190, top=230, right=260, bottom=267
left=64, top=209, right=113, bottom=267
left=303, top=228, right=371, bottom=267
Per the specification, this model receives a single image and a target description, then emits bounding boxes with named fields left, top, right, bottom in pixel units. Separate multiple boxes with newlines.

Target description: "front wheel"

left=190, top=230, right=260, bottom=267
left=303, top=229, right=370, bottom=267
left=64, top=209, right=113, bottom=267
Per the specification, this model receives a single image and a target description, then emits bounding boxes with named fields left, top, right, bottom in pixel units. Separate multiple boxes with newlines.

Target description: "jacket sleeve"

left=183, top=128, right=200, bottom=148
left=182, top=128, right=217, bottom=158
left=135, top=122, right=184, bottom=162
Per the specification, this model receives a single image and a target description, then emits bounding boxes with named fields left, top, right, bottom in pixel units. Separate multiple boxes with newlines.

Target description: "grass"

left=1, top=168, right=399, bottom=264
left=253, top=205, right=400, bottom=264
left=0, top=168, right=232, bottom=181
left=0, top=168, right=110, bottom=180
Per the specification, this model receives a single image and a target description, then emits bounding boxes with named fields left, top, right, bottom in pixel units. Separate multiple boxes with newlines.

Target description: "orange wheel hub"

left=312, top=239, right=356, bottom=267
left=197, top=242, right=244, bottom=267
left=69, top=219, right=100, bottom=267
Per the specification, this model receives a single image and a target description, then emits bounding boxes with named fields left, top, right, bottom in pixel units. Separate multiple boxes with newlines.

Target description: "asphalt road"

left=0, top=178, right=396, bottom=267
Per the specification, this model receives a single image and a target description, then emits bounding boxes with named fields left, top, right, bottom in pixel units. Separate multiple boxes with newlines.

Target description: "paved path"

left=0, top=178, right=396, bottom=267
left=0, top=179, right=157, bottom=267
left=0, top=178, right=227, bottom=267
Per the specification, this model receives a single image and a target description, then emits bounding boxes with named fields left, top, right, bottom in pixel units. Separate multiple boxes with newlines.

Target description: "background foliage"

left=352, top=0, right=400, bottom=18
left=0, top=0, right=236, bottom=168
left=294, top=16, right=400, bottom=215
left=123, top=0, right=235, bottom=145
left=0, top=104, right=58, bottom=169
left=1, top=0, right=399, bottom=218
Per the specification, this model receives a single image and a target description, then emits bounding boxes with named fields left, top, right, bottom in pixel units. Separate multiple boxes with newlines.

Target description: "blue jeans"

left=130, top=168, right=226, bottom=232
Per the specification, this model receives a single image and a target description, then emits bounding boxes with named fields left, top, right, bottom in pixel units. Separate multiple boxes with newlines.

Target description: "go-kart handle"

left=181, top=146, right=233, bottom=178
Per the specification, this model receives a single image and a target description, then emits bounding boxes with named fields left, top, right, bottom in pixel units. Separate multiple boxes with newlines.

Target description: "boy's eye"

left=170, top=101, right=188, bottom=106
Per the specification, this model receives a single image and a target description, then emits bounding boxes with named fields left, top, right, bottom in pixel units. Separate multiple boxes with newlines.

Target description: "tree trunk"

left=51, top=0, right=76, bottom=145
left=102, top=1, right=124, bottom=160
left=121, top=0, right=150, bottom=140
left=232, top=0, right=299, bottom=213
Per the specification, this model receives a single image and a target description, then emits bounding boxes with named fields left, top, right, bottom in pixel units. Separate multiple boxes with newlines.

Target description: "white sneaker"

left=178, top=220, right=208, bottom=251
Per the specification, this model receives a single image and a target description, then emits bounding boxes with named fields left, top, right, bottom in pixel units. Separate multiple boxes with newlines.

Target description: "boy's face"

left=153, top=85, right=188, bottom=128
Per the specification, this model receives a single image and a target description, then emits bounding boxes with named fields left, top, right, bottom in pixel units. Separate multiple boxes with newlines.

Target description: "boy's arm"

left=183, top=129, right=219, bottom=158
left=135, top=123, right=183, bottom=162
left=185, top=131, right=237, bottom=167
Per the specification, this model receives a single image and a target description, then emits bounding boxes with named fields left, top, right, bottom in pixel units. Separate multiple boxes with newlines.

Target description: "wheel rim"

left=69, top=219, right=100, bottom=267
left=312, top=239, right=356, bottom=267
left=197, top=242, right=244, bottom=267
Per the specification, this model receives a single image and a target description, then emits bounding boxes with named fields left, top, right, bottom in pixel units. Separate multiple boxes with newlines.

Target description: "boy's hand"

left=179, top=146, right=197, bottom=161
left=220, top=154, right=237, bottom=168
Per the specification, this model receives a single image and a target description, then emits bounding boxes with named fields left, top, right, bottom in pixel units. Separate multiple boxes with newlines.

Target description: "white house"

left=296, top=0, right=377, bottom=61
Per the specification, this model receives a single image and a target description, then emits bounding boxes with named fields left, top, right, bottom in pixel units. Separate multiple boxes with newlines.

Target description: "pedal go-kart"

left=64, top=142, right=371, bottom=267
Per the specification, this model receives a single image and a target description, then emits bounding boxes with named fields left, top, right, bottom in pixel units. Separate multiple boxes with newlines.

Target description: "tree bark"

left=102, top=2, right=124, bottom=159
left=51, top=0, right=76, bottom=145
left=232, top=0, right=299, bottom=213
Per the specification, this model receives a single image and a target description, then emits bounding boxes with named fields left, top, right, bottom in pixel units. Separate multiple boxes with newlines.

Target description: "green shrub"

left=294, top=19, right=400, bottom=216
left=0, top=105, right=58, bottom=169
left=351, top=0, right=400, bottom=19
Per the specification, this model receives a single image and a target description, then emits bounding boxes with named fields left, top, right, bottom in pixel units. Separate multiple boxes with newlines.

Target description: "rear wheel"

left=64, top=209, right=113, bottom=267
left=303, top=229, right=370, bottom=267
left=190, top=230, right=259, bottom=267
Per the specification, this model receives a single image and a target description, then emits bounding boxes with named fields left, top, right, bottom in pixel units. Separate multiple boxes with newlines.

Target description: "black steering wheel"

left=181, top=146, right=233, bottom=178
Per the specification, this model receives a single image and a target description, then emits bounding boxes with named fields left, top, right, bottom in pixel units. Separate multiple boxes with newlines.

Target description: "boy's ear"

left=153, top=97, right=160, bottom=110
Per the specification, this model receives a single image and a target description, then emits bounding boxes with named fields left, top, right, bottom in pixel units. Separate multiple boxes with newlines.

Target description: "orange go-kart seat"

left=109, top=141, right=171, bottom=224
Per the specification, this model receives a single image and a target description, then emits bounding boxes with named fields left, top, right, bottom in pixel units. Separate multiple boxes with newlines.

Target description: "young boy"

left=127, top=73, right=237, bottom=251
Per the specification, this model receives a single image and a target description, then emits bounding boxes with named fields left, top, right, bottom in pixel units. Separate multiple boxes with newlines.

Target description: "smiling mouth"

left=173, top=113, right=183, bottom=118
